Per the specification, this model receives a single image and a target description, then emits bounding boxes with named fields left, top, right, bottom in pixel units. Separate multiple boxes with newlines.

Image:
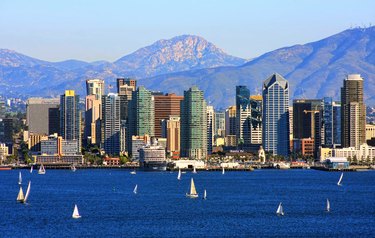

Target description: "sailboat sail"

left=18, top=172, right=22, bottom=185
left=276, top=202, right=284, bottom=216
left=203, top=189, right=207, bottom=200
left=186, top=178, right=198, bottom=198
left=193, top=166, right=197, bottom=174
left=72, top=204, right=81, bottom=219
left=38, top=164, right=46, bottom=174
left=326, top=199, right=330, bottom=212
left=23, top=181, right=31, bottom=203
left=177, top=169, right=181, bottom=180
left=337, top=172, right=343, bottom=186
left=30, top=166, right=33, bottom=173
left=133, top=184, right=138, bottom=194
left=222, top=167, right=225, bottom=175
left=17, top=186, right=24, bottom=202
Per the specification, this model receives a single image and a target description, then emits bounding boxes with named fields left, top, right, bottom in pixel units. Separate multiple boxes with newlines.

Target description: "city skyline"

left=1, top=1, right=374, bottom=61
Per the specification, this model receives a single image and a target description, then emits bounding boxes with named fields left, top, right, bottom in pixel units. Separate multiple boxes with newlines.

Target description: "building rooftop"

left=263, top=73, right=288, bottom=89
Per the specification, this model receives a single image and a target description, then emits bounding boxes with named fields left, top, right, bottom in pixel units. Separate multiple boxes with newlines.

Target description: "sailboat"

left=133, top=184, right=138, bottom=194
left=337, top=172, right=343, bottom=186
left=18, top=171, right=22, bottom=185
left=186, top=178, right=198, bottom=198
left=70, top=164, right=76, bottom=172
left=276, top=202, right=284, bottom=216
left=203, top=189, right=207, bottom=200
left=17, top=181, right=31, bottom=203
left=326, top=198, right=330, bottom=212
left=72, top=204, right=81, bottom=219
left=192, top=166, right=197, bottom=174
left=30, top=165, right=33, bottom=174
left=130, top=169, right=136, bottom=175
left=38, top=164, right=46, bottom=175
left=222, top=167, right=225, bottom=175
left=177, top=169, right=181, bottom=180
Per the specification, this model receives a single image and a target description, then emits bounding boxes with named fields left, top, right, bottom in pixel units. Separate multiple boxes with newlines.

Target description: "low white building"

left=174, top=160, right=205, bottom=169
left=331, top=143, right=375, bottom=163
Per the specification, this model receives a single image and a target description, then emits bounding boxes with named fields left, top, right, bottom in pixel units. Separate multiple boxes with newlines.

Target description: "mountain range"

left=0, top=27, right=374, bottom=108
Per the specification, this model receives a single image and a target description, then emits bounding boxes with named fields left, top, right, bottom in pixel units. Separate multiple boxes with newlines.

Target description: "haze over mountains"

left=0, top=27, right=374, bottom=108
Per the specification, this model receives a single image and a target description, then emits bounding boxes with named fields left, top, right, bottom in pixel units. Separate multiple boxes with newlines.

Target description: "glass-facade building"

left=262, top=73, right=290, bottom=156
left=323, top=97, right=341, bottom=147
left=236, top=86, right=251, bottom=145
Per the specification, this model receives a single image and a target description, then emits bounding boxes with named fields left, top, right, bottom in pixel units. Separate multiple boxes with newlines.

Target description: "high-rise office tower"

left=235, top=86, right=251, bottom=145
left=60, top=90, right=81, bottom=153
left=206, top=105, right=215, bottom=155
left=262, top=73, right=290, bottom=156
left=85, top=79, right=104, bottom=145
left=323, top=97, right=341, bottom=147
left=180, top=86, right=207, bottom=160
left=214, top=110, right=225, bottom=137
left=102, top=93, right=121, bottom=155
left=127, top=86, right=155, bottom=154
left=117, top=78, right=136, bottom=94
left=225, top=106, right=236, bottom=136
left=161, top=116, right=180, bottom=157
left=250, top=95, right=262, bottom=145
left=341, top=74, right=366, bottom=149
left=26, top=98, right=60, bottom=135
left=154, top=93, right=183, bottom=138
left=293, top=99, right=323, bottom=139
left=86, top=79, right=105, bottom=100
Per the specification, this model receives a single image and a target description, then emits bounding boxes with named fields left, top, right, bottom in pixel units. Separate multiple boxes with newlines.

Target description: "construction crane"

left=303, top=109, right=320, bottom=139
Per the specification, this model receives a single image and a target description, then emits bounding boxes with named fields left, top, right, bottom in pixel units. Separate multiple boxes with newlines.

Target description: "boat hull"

left=186, top=193, right=198, bottom=198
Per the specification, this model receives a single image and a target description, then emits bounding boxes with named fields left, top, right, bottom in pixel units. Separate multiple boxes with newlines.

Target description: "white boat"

left=130, top=170, right=136, bottom=175
left=192, top=166, right=197, bottom=174
left=22, top=181, right=31, bottom=204
left=30, top=166, right=33, bottom=174
left=177, top=169, right=181, bottom=180
left=276, top=202, right=284, bottom=216
left=203, top=189, right=207, bottom=200
left=133, top=184, right=138, bottom=194
left=337, top=172, right=343, bottom=186
left=18, top=171, right=22, bottom=185
left=38, top=164, right=46, bottom=175
left=186, top=178, right=198, bottom=198
left=16, top=186, right=24, bottom=202
left=326, top=198, right=330, bottom=212
left=72, top=204, right=81, bottom=219
left=71, top=164, right=76, bottom=172
left=222, top=167, right=225, bottom=175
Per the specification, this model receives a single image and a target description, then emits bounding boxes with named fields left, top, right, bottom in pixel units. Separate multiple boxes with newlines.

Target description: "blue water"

left=1, top=169, right=375, bottom=237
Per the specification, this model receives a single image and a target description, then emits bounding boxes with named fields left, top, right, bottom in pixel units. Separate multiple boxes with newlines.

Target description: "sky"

left=0, top=0, right=374, bottom=62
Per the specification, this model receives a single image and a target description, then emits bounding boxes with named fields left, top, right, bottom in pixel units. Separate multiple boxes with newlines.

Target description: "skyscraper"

left=153, top=93, right=183, bottom=138
left=250, top=95, right=262, bottom=145
left=323, top=97, right=341, bottom=147
left=262, top=73, right=290, bottom=156
left=236, top=86, right=251, bottom=145
left=206, top=105, right=215, bottom=154
left=225, top=106, right=236, bottom=136
left=180, top=86, right=207, bottom=160
left=341, top=74, right=366, bottom=149
left=162, top=116, right=180, bottom=158
left=86, top=79, right=105, bottom=100
left=102, top=93, right=121, bottom=155
left=214, top=110, right=225, bottom=137
left=127, top=86, right=155, bottom=154
left=117, top=78, right=136, bottom=94
left=293, top=99, right=322, bottom=139
left=26, top=98, right=60, bottom=135
left=60, top=90, right=81, bottom=153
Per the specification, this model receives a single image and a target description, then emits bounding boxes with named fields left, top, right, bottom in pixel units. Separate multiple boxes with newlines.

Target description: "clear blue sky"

left=1, top=0, right=374, bottom=62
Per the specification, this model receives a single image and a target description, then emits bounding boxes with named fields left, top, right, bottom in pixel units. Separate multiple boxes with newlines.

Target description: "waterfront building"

left=214, top=110, right=225, bottom=137
left=102, top=93, right=121, bottom=155
left=322, top=97, right=341, bottom=147
left=365, top=124, right=375, bottom=141
left=26, top=98, right=60, bottom=135
left=162, top=116, right=180, bottom=158
left=180, top=86, right=207, bottom=160
left=207, top=105, right=215, bottom=155
left=40, top=134, right=80, bottom=156
left=0, top=143, right=9, bottom=161
left=154, top=93, right=183, bottom=138
left=225, top=105, right=236, bottom=137
left=127, top=86, right=154, bottom=154
left=28, top=133, right=48, bottom=152
left=293, top=138, right=314, bottom=157
left=131, top=135, right=150, bottom=160
left=262, top=73, right=290, bottom=156
left=139, top=138, right=167, bottom=170
left=235, top=86, right=251, bottom=146
left=341, top=74, right=366, bottom=149
left=85, top=79, right=104, bottom=145
left=249, top=95, right=262, bottom=145
left=60, top=90, right=81, bottom=152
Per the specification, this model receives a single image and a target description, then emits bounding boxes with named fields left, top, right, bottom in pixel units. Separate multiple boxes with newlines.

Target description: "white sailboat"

left=326, top=198, right=330, bottom=212
left=71, top=164, right=76, bottom=172
left=192, top=166, right=197, bottom=174
left=133, top=184, right=138, bottom=194
left=337, top=172, right=343, bottom=186
left=18, top=171, right=22, bottom=185
left=38, top=164, right=46, bottom=175
left=276, top=202, right=284, bottom=216
left=130, top=169, right=136, bottom=175
left=30, top=165, right=33, bottom=174
left=72, top=204, right=81, bottom=219
left=186, top=178, right=198, bottom=198
left=203, top=189, right=207, bottom=200
left=16, top=186, right=24, bottom=202
left=177, top=169, right=181, bottom=180
left=22, top=181, right=31, bottom=203
left=222, top=167, right=225, bottom=175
